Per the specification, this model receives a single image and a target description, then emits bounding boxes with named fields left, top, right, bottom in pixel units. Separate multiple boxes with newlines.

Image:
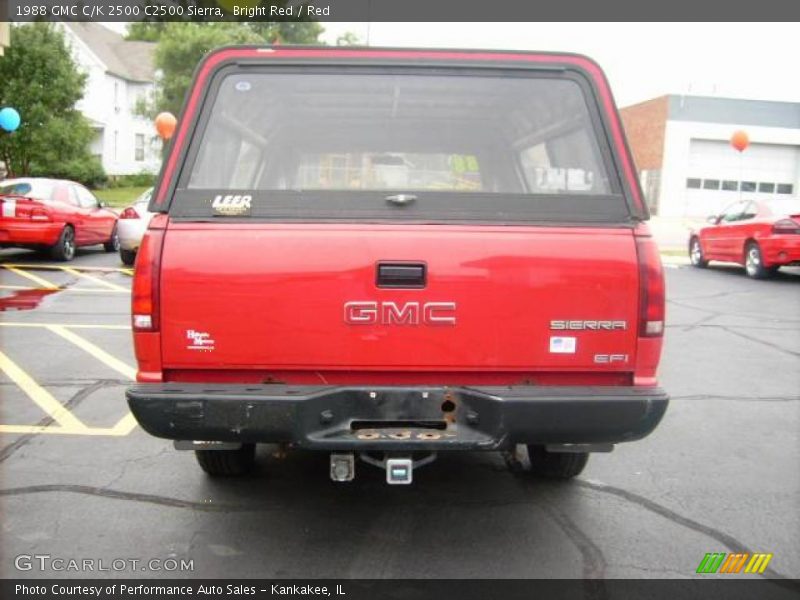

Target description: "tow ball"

left=329, top=452, right=437, bottom=485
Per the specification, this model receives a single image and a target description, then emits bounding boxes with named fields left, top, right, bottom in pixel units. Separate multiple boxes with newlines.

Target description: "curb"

left=660, top=254, right=690, bottom=266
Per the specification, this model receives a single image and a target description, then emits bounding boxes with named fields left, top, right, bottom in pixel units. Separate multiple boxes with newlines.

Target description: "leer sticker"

left=550, top=336, right=576, bottom=354
left=211, top=194, right=251, bottom=217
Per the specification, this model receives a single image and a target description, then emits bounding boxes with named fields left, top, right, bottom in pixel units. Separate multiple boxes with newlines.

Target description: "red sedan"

left=689, top=198, right=800, bottom=278
left=0, top=178, right=119, bottom=261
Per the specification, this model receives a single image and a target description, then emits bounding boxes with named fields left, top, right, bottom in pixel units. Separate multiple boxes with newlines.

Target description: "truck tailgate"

left=159, top=223, right=638, bottom=373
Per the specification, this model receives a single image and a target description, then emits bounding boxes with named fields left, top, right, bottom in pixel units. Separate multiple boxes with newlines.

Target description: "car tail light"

left=30, top=207, right=52, bottom=222
left=132, top=214, right=168, bottom=332
left=635, top=226, right=665, bottom=338
left=772, top=219, right=800, bottom=234
left=120, top=207, right=139, bottom=219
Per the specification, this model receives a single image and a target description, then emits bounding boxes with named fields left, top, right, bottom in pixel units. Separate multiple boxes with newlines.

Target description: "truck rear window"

left=172, top=69, right=629, bottom=223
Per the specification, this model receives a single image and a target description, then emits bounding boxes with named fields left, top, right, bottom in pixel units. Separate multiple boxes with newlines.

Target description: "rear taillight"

left=30, top=207, right=52, bottom=222
left=635, top=225, right=665, bottom=338
left=2, top=198, right=51, bottom=221
left=772, top=219, right=800, bottom=234
left=120, top=207, right=139, bottom=219
left=132, top=214, right=168, bottom=332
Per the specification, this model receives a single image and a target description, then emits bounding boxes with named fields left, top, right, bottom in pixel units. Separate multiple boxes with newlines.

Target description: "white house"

left=58, top=23, right=161, bottom=177
left=0, top=22, right=9, bottom=56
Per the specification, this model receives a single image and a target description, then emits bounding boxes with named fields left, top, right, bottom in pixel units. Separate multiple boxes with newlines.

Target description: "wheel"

left=104, top=224, right=120, bottom=252
left=689, top=236, right=708, bottom=268
left=195, top=444, right=255, bottom=476
left=525, top=445, right=589, bottom=480
left=744, top=242, right=776, bottom=279
left=50, top=225, right=76, bottom=261
left=119, top=248, right=137, bottom=266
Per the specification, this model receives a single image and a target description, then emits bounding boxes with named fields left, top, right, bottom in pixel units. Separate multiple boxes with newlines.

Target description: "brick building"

left=621, top=95, right=800, bottom=217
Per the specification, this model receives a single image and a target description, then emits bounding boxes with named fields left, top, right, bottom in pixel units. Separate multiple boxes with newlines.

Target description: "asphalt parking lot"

left=0, top=246, right=798, bottom=583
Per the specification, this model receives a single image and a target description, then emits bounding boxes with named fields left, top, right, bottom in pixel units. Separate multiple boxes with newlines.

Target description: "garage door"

left=684, top=140, right=798, bottom=217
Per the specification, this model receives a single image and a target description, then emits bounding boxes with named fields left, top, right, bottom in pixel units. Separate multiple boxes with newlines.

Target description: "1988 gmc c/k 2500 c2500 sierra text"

left=126, top=46, right=668, bottom=484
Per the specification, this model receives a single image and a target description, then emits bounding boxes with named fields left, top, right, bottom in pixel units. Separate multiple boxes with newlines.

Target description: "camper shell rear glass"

left=167, top=63, right=634, bottom=224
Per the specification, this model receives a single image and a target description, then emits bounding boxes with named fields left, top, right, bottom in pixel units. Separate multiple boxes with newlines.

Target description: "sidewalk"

left=660, top=253, right=691, bottom=266
left=648, top=215, right=705, bottom=253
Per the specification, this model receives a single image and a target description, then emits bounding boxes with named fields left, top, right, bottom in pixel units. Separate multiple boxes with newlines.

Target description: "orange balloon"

left=155, top=112, right=177, bottom=140
left=730, top=130, right=749, bottom=153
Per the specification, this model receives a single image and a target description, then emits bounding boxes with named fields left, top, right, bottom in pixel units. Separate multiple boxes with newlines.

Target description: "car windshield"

left=186, top=72, right=613, bottom=196
left=0, top=179, right=55, bottom=201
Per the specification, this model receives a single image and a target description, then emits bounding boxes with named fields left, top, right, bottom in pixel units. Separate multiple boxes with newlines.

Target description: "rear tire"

left=119, top=248, right=137, bottom=266
left=104, top=225, right=120, bottom=252
left=744, top=242, right=776, bottom=279
left=689, top=236, right=708, bottom=268
left=195, top=444, right=255, bottom=477
left=50, top=225, right=76, bottom=261
left=525, top=445, right=589, bottom=480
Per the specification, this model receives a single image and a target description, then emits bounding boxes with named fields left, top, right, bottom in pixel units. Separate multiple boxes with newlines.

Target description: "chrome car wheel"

left=104, top=225, right=121, bottom=252
left=744, top=242, right=775, bottom=279
left=689, top=237, right=707, bottom=268
left=745, top=245, right=760, bottom=277
left=63, top=228, right=75, bottom=260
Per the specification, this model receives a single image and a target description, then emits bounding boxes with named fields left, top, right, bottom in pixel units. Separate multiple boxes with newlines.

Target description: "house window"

left=740, top=181, right=756, bottom=192
left=777, top=183, right=794, bottom=195
left=758, top=182, right=775, bottom=193
left=702, top=179, right=720, bottom=190
left=135, top=134, right=145, bottom=162
left=686, top=178, right=701, bottom=189
left=113, top=130, right=119, bottom=160
left=721, top=180, right=738, bottom=191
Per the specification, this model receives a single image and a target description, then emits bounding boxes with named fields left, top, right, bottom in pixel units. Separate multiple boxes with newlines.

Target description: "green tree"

left=125, top=22, right=168, bottom=42
left=128, top=20, right=324, bottom=117
left=148, top=23, right=263, bottom=117
left=336, top=31, right=363, bottom=46
left=0, top=24, right=105, bottom=185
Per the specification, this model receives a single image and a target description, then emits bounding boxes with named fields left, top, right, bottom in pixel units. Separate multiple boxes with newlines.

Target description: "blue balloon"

left=0, top=107, right=21, bottom=132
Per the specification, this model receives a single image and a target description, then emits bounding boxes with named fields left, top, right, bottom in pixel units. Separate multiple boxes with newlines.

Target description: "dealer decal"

left=186, top=329, right=215, bottom=351
left=211, top=194, right=251, bottom=216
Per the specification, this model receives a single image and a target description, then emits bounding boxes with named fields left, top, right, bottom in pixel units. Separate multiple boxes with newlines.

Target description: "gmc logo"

left=344, top=301, right=456, bottom=326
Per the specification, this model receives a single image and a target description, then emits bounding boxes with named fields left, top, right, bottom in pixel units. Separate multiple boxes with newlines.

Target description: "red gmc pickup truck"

left=127, top=46, right=668, bottom=484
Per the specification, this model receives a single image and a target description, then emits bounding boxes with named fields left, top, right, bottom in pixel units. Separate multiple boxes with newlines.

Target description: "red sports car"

left=689, top=198, right=800, bottom=278
left=0, top=178, right=119, bottom=261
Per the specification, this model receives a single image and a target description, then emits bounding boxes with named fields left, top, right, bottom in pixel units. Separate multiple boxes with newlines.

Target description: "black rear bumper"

left=126, top=384, right=668, bottom=451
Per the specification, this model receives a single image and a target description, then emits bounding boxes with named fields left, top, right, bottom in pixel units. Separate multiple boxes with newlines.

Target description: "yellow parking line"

left=4, top=267, right=59, bottom=289
left=0, top=350, right=89, bottom=431
left=108, top=412, right=139, bottom=435
left=0, top=424, right=134, bottom=436
left=0, top=327, right=139, bottom=437
left=61, top=266, right=129, bottom=292
left=0, top=322, right=130, bottom=330
left=0, top=284, right=126, bottom=294
left=0, top=263, right=130, bottom=273
left=46, top=325, right=136, bottom=380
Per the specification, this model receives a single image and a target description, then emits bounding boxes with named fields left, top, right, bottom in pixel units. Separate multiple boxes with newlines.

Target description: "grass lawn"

left=93, top=186, right=150, bottom=208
